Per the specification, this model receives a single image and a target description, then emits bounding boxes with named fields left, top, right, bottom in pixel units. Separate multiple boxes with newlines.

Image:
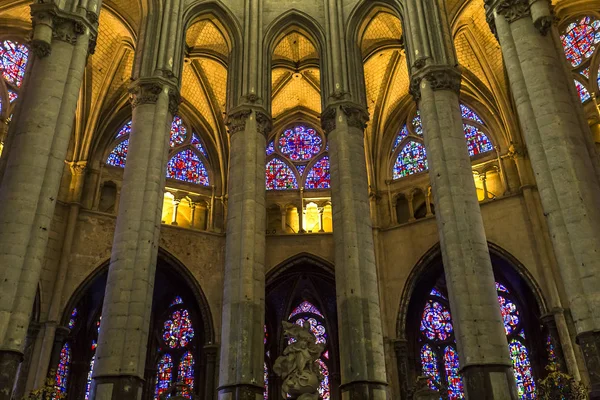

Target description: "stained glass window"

left=560, top=17, right=600, bottom=67
left=85, top=356, right=95, bottom=400
left=292, top=317, right=327, bottom=345
left=496, top=282, right=509, bottom=293
left=266, top=141, right=275, bottom=156
left=420, top=300, right=453, bottom=341
left=444, top=346, right=464, bottom=399
left=430, top=287, right=447, bottom=299
left=163, top=309, right=195, bottom=349
left=305, top=157, right=330, bottom=189
left=166, top=149, right=210, bottom=186
left=178, top=351, right=195, bottom=395
left=53, top=343, right=71, bottom=399
left=190, top=133, right=208, bottom=158
left=393, top=125, right=409, bottom=151
left=546, top=334, right=557, bottom=364
left=597, top=64, right=600, bottom=90
left=420, top=344, right=440, bottom=390
left=509, top=340, right=536, bottom=399
left=498, top=295, right=519, bottom=335
left=170, top=116, right=187, bottom=147
left=412, top=112, right=423, bottom=136
left=460, top=104, right=484, bottom=124
left=116, top=121, right=131, bottom=138
left=581, top=67, right=591, bottom=78
left=106, top=139, right=129, bottom=168
left=464, top=125, right=493, bottom=156
left=297, top=165, right=306, bottom=177
left=266, top=158, right=298, bottom=190
left=317, top=358, right=330, bottom=400
left=264, top=362, right=269, bottom=400
left=171, top=296, right=184, bottom=307
left=154, top=353, right=174, bottom=400
left=279, top=125, right=322, bottom=161
left=289, top=301, right=324, bottom=318
left=393, top=141, right=428, bottom=179
left=8, top=90, right=17, bottom=103
left=574, top=79, right=591, bottom=102
left=68, top=308, right=78, bottom=329
left=0, top=40, right=28, bottom=87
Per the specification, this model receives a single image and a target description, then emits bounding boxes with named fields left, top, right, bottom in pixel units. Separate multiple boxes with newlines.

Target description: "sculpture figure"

left=273, top=320, right=325, bottom=400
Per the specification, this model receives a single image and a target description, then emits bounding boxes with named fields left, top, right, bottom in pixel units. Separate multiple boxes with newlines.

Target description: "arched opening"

left=49, top=251, right=214, bottom=400
left=265, top=254, right=339, bottom=400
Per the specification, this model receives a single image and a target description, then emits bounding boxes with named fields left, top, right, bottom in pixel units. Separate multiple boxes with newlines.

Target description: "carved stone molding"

left=255, top=111, right=272, bottom=138
left=128, top=78, right=181, bottom=113
left=30, top=40, right=51, bottom=58
left=225, top=107, right=272, bottom=137
left=321, top=102, right=369, bottom=135
left=496, top=0, right=531, bottom=24
left=168, top=89, right=181, bottom=115
left=409, top=66, right=462, bottom=102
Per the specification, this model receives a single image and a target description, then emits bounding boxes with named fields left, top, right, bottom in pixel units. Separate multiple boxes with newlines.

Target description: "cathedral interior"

left=1, top=0, right=600, bottom=399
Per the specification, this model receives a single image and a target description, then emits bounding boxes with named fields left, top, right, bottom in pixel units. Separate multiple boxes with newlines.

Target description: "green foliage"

left=538, top=364, right=588, bottom=400
left=21, top=370, right=64, bottom=400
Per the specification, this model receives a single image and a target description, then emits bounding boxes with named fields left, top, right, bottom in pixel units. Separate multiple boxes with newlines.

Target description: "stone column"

left=0, top=3, right=98, bottom=398
left=393, top=339, right=412, bottom=400
left=89, top=77, right=180, bottom=400
left=321, top=103, right=389, bottom=399
left=203, top=344, right=218, bottom=400
left=487, top=1, right=600, bottom=395
left=218, top=107, right=270, bottom=399
left=404, top=0, right=516, bottom=397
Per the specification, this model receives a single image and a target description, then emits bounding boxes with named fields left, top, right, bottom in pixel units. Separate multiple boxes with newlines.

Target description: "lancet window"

left=0, top=39, right=29, bottom=125
left=391, top=104, right=494, bottom=180
left=106, top=116, right=211, bottom=186
left=560, top=15, right=600, bottom=103
left=418, top=282, right=537, bottom=399
left=266, top=125, right=330, bottom=190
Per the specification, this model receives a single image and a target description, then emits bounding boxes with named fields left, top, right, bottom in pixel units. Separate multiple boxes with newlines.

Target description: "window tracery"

left=560, top=15, right=600, bottom=104
left=391, top=105, right=494, bottom=180
left=105, top=117, right=211, bottom=186
left=0, top=40, right=29, bottom=122
left=418, top=282, right=537, bottom=399
left=265, top=124, right=329, bottom=190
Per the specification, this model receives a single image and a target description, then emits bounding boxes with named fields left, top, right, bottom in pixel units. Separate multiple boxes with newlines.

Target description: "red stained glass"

left=460, top=104, right=484, bottom=124
left=53, top=343, right=71, bottom=399
left=317, top=359, right=330, bottom=400
left=170, top=116, right=187, bottom=147
left=393, top=125, right=409, bottom=151
left=106, top=139, right=129, bottom=168
left=560, top=17, right=600, bottom=67
left=266, top=141, right=275, bottom=156
left=264, top=361, right=269, bottom=400
left=420, top=300, right=453, bottom=341
left=546, top=334, right=557, bottom=364
left=162, top=309, right=195, bottom=349
left=8, top=90, right=16, bottom=103
left=464, top=124, right=493, bottom=156
left=85, top=355, right=95, bottom=400
left=266, top=158, right=298, bottom=190
left=190, top=133, right=208, bottom=158
left=498, top=295, right=519, bottom=335
left=420, top=344, right=440, bottom=390
left=305, top=157, right=330, bottom=189
left=444, top=346, right=464, bottom=399
left=292, top=317, right=327, bottom=345
left=278, top=125, right=322, bottom=161
left=154, top=353, right=173, bottom=400
left=574, top=79, right=591, bottom=102
left=166, top=149, right=210, bottom=185
left=509, top=340, right=536, bottom=399
left=68, top=308, right=78, bottom=329
left=0, top=40, right=28, bottom=87
left=393, top=141, right=428, bottom=179
left=289, top=301, right=324, bottom=318
left=178, top=351, right=195, bottom=396
left=116, top=121, right=131, bottom=138
left=581, top=67, right=591, bottom=78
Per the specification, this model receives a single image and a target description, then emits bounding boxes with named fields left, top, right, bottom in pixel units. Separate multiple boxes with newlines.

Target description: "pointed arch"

left=266, top=157, right=299, bottom=190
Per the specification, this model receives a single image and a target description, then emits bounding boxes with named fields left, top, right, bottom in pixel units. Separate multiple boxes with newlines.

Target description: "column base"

left=462, top=364, right=518, bottom=400
left=90, top=375, right=144, bottom=400
left=577, top=330, right=600, bottom=399
left=0, top=350, right=23, bottom=400
left=217, top=383, right=264, bottom=400
left=339, top=380, right=389, bottom=400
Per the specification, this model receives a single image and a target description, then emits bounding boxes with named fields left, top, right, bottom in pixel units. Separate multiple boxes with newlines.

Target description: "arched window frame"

left=265, top=154, right=300, bottom=190
left=266, top=122, right=330, bottom=191
left=0, top=37, right=30, bottom=123
left=390, top=104, right=495, bottom=181
left=559, top=13, right=600, bottom=103
left=104, top=116, right=213, bottom=187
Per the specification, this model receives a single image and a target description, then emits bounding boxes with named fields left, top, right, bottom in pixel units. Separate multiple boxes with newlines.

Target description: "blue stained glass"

left=560, top=17, right=600, bottom=67
left=305, top=157, right=330, bottom=189
left=460, top=104, right=484, bottom=124
left=68, top=308, right=78, bottom=329
left=264, top=362, right=269, bottom=400
left=495, top=282, right=510, bottom=293
left=420, top=300, right=453, bottom=341
left=444, top=346, right=464, bottom=400
left=279, top=125, right=322, bottom=161
left=8, top=90, right=16, bottom=103
left=0, top=40, right=28, bottom=87
left=498, top=295, right=519, bottom=335
left=412, top=112, right=423, bottom=136
left=317, top=359, right=330, bottom=400
left=509, top=340, right=536, bottom=399
left=53, top=343, right=71, bottom=399
left=266, top=141, right=275, bottom=156
left=393, top=141, right=428, bottom=179
left=154, top=353, right=173, bottom=400
left=420, top=344, right=440, bottom=390
left=296, top=165, right=306, bottom=177
left=574, top=79, right=591, bottom=102
left=166, top=149, right=210, bottom=186
left=162, top=309, right=195, bottom=349
left=597, top=64, right=600, bottom=90
left=266, top=158, right=298, bottom=190
left=463, top=124, right=493, bottom=156
left=289, top=301, right=324, bottom=318
left=546, top=334, right=557, bottom=364
left=116, top=121, right=131, bottom=138
left=171, top=296, right=184, bottom=307
left=178, top=351, right=195, bottom=396
left=170, top=116, right=187, bottom=147
left=393, top=125, right=409, bottom=151
left=106, top=139, right=129, bottom=168
left=292, top=317, right=327, bottom=345
left=429, top=288, right=447, bottom=299
left=581, top=67, right=591, bottom=78
left=190, top=133, right=208, bottom=158
left=85, top=355, right=95, bottom=400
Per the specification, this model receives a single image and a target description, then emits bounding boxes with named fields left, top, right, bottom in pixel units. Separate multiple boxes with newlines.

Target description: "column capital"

left=30, top=2, right=99, bottom=57
left=409, top=65, right=462, bottom=102
left=225, top=106, right=272, bottom=138
left=128, top=77, right=181, bottom=114
left=68, top=160, right=87, bottom=177
left=321, top=101, right=369, bottom=135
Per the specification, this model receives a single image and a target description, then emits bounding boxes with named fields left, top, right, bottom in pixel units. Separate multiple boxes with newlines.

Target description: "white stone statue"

left=273, top=320, right=325, bottom=400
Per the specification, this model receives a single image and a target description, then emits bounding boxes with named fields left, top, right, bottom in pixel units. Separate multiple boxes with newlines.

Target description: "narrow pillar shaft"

left=91, top=79, right=178, bottom=400
left=0, top=8, right=96, bottom=398
left=281, top=210, right=287, bottom=232
left=322, top=103, right=389, bottom=399
left=414, top=73, right=517, bottom=398
left=203, top=344, right=218, bottom=400
left=489, top=2, right=600, bottom=393
left=217, top=108, right=270, bottom=399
